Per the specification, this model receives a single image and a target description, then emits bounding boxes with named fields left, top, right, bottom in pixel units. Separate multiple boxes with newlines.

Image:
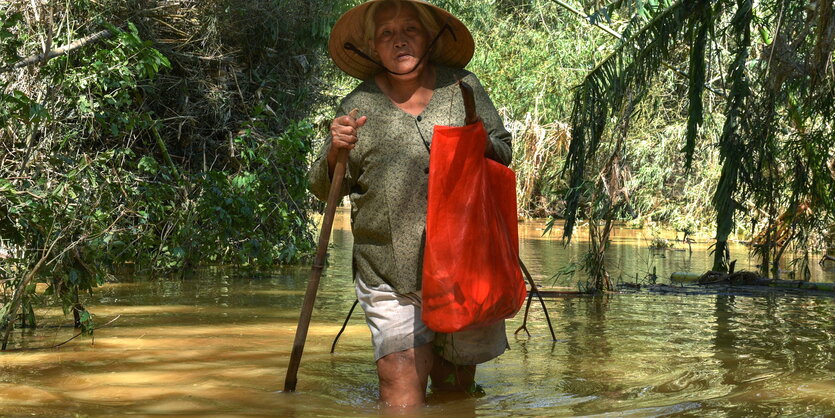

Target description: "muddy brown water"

left=1, top=212, right=834, bottom=416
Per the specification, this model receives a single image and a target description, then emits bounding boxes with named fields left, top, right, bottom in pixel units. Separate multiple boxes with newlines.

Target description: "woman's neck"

left=376, top=64, right=436, bottom=116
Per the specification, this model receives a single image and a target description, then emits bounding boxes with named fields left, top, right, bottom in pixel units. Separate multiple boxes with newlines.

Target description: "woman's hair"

left=363, top=0, right=442, bottom=60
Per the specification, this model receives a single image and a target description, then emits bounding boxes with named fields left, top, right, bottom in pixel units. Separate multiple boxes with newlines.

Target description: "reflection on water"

left=1, top=212, right=833, bottom=415
left=518, top=218, right=834, bottom=286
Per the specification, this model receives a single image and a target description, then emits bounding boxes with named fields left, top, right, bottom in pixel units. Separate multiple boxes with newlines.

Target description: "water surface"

left=1, top=212, right=833, bottom=416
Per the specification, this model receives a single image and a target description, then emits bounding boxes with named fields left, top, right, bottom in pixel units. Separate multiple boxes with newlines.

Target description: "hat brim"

left=328, top=0, right=474, bottom=80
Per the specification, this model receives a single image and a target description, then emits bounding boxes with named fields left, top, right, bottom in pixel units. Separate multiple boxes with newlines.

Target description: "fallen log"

left=697, top=270, right=835, bottom=292
left=670, top=272, right=701, bottom=283
left=527, top=287, right=584, bottom=297
left=758, top=280, right=835, bottom=292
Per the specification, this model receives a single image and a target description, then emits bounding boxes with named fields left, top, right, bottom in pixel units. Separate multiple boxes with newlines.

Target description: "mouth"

left=396, top=51, right=413, bottom=60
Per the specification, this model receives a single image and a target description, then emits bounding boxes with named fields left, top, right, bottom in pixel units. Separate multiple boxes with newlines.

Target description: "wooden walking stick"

left=284, top=109, right=358, bottom=392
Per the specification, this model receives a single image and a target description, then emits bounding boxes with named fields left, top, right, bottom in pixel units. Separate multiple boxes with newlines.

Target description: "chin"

left=392, top=60, right=423, bottom=75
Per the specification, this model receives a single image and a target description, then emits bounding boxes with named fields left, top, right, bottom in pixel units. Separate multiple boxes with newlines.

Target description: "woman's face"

left=371, top=3, right=429, bottom=76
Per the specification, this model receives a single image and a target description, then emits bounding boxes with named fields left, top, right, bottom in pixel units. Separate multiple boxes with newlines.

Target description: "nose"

left=394, top=29, right=408, bottom=47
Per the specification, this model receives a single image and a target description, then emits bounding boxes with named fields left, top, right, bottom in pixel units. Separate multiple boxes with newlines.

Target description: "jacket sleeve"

left=464, top=72, right=513, bottom=167
left=308, top=103, right=353, bottom=202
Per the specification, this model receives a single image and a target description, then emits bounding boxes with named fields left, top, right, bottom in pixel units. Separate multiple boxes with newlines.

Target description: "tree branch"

left=0, top=29, right=111, bottom=74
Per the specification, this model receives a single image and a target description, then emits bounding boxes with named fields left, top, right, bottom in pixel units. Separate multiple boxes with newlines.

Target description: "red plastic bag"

left=422, top=120, right=526, bottom=333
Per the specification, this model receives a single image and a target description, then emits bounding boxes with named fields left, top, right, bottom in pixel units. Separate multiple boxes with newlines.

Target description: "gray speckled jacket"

left=308, top=66, right=512, bottom=294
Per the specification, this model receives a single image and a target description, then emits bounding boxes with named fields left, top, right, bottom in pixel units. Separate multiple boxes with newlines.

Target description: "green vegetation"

left=1, top=0, right=832, bottom=345
left=560, top=0, right=834, bottom=290
left=1, top=0, right=334, bottom=347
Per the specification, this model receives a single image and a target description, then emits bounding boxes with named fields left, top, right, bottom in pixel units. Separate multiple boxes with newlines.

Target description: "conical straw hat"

left=328, top=0, right=474, bottom=80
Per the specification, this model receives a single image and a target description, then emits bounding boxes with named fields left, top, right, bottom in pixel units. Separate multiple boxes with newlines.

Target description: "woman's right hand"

left=327, top=110, right=367, bottom=176
left=329, top=112, right=367, bottom=152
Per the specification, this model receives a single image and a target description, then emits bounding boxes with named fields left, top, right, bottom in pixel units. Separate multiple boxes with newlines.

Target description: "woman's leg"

left=429, top=352, right=476, bottom=391
left=376, top=342, right=434, bottom=407
left=430, top=320, right=509, bottom=392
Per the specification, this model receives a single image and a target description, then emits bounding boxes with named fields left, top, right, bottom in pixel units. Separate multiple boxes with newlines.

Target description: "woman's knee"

left=377, top=344, right=433, bottom=380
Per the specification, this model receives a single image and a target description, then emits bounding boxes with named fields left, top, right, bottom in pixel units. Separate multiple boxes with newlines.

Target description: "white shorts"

left=355, top=277, right=508, bottom=365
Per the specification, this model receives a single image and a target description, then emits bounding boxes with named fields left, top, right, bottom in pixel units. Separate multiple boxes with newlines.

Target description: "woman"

left=309, top=0, right=513, bottom=408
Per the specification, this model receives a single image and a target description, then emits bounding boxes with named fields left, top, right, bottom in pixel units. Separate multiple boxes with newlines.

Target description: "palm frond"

left=711, top=0, right=752, bottom=271
left=683, top=3, right=712, bottom=170
left=562, top=0, right=711, bottom=242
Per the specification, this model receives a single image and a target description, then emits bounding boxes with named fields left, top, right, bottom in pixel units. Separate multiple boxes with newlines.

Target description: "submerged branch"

left=1, top=315, right=121, bottom=352
left=1, top=243, right=56, bottom=350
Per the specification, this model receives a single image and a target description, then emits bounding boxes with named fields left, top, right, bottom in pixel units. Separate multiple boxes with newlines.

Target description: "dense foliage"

left=1, top=0, right=832, bottom=343
left=562, top=0, right=834, bottom=289
left=0, top=0, right=336, bottom=346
